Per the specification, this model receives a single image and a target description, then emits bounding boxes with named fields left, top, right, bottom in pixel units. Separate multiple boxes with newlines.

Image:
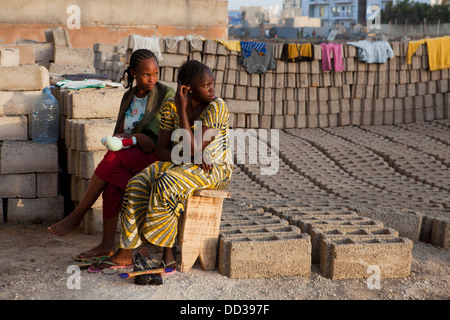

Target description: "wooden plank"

left=193, top=189, right=231, bottom=199
left=179, top=195, right=224, bottom=272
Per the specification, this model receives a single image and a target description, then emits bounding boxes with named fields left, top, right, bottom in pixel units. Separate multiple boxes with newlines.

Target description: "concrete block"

left=259, top=115, right=272, bottom=129
left=0, top=141, right=58, bottom=174
left=0, top=66, right=49, bottom=91
left=312, top=226, right=399, bottom=263
left=296, top=114, right=307, bottom=128
left=350, top=112, right=361, bottom=125
left=272, top=115, right=284, bottom=129
left=54, top=47, right=94, bottom=67
left=284, top=114, right=295, bottom=128
left=72, top=119, right=116, bottom=151
left=307, top=114, right=318, bottom=128
left=0, top=44, right=35, bottom=65
left=0, top=115, right=28, bottom=140
left=159, top=53, right=187, bottom=68
left=222, top=84, right=234, bottom=99
left=37, top=172, right=59, bottom=198
left=68, top=88, right=126, bottom=119
left=247, top=87, right=258, bottom=101
left=7, top=196, right=64, bottom=223
left=219, top=232, right=311, bottom=279
left=319, top=237, right=413, bottom=280
left=0, top=173, right=36, bottom=197
left=0, top=48, right=20, bottom=66
left=226, top=99, right=259, bottom=114
left=338, top=112, right=351, bottom=126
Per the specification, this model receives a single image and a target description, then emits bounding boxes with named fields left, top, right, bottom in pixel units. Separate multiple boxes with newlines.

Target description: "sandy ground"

left=0, top=222, right=448, bottom=302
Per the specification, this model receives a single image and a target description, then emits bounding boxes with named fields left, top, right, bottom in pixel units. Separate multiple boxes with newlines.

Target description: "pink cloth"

left=94, top=147, right=159, bottom=219
left=321, top=43, right=344, bottom=72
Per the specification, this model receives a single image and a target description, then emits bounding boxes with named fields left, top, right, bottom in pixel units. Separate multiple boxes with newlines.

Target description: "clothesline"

left=127, top=35, right=449, bottom=74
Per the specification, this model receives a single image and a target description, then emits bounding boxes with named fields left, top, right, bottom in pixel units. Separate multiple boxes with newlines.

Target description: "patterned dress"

left=119, top=97, right=233, bottom=249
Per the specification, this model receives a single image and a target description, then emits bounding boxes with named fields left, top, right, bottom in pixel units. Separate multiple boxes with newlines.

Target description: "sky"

left=227, top=0, right=283, bottom=11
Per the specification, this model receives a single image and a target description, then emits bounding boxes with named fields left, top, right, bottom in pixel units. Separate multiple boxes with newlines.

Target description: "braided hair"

left=121, top=49, right=157, bottom=89
left=177, top=59, right=211, bottom=87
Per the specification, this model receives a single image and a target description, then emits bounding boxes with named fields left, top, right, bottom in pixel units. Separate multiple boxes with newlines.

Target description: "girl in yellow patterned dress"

left=89, top=60, right=233, bottom=272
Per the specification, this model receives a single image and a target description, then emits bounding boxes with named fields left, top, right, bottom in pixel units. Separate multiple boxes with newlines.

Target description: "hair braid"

left=177, top=59, right=210, bottom=87
left=121, top=49, right=158, bottom=89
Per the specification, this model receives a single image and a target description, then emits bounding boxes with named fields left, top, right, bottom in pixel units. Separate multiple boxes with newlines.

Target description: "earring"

left=189, top=90, right=192, bottom=93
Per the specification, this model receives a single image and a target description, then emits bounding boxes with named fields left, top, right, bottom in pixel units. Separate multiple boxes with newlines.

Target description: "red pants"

left=94, top=147, right=159, bottom=219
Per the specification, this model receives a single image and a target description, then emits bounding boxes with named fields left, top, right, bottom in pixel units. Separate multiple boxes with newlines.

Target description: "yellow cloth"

left=197, top=37, right=241, bottom=52
left=216, top=40, right=241, bottom=52
left=287, top=43, right=312, bottom=59
left=407, top=36, right=450, bottom=71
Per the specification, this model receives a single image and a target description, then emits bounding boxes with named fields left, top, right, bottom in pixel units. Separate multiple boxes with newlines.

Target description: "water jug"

left=32, top=86, right=59, bottom=143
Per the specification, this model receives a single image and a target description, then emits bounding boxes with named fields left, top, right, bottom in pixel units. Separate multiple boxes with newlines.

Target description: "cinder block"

left=67, top=88, right=125, bottom=119
left=0, top=44, right=35, bottom=65
left=0, top=141, right=58, bottom=174
left=37, top=172, right=59, bottom=198
left=159, top=53, right=187, bottom=68
left=284, top=114, right=295, bottom=128
left=6, top=196, right=64, bottom=223
left=0, top=66, right=49, bottom=91
left=0, top=173, right=36, bottom=197
left=307, top=114, right=318, bottom=128
left=219, top=232, right=311, bottom=279
left=67, top=118, right=116, bottom=151
left=312, top=226, right=398, bottom=263
left=54, top=47, right=94, bottom=67
left=226, top=99, right=259, bottom=114
left=350, top=112, right=361, bottom=125
left=0, top=115, right=28, bottom=140
left=319, top=237, right=413, bottom=280
left=203, top=40, right=217, bottom=55
left=0, top=48, right=20, bottom=66
left=296, top=114, right=307, bottom=128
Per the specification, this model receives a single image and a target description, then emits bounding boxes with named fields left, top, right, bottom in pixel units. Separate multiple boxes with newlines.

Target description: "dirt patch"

left=0, top=222, right=448, bottom=301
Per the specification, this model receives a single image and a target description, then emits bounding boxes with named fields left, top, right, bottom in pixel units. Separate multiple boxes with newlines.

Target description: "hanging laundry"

left=130, top=35, right=164, bottom=62
left=321, top=43, right=344, bottom=72
left=348, top=40, right=394, bottom=64
left=281, top=43, right=314, bottom=62
left=240, top=41, right=267, bottom=58
left=407, top=36, right=450, bottom=71
left=215, top=40, right=241, bottom=52
left=241, top=44, right=276, bottom=74
left=165, top=35, right=204, bottom=51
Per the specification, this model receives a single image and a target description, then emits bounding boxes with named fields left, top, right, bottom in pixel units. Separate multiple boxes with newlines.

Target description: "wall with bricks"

left=0, top=48, right=63, bottom=224
left=95, top=36, right=449, bottom=129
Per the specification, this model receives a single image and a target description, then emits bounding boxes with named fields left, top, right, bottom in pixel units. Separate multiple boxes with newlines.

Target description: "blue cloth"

left=348, top=40, right=394, bottom=63
left=240, top=41, right=267, bottom=58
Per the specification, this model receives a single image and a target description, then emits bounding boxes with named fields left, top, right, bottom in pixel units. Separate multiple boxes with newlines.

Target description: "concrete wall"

left=0, top=0, right=228, bottom=47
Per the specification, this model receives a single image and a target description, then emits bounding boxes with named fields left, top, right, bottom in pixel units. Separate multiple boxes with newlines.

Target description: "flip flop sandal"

left=87, top=260, right=133, bottom=274
left=75, top=256, right=109, bottom=268
left=73, top=254, right=111, bottom=262
left=160, top=260, right=178, bottom=275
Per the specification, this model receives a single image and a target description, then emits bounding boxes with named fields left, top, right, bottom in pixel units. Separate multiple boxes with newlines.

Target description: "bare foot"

left=47, top=214, right=83, bottom=236
left=74, top=244, right=114, bottom=261
left=88, top=249, right=133, bottom=272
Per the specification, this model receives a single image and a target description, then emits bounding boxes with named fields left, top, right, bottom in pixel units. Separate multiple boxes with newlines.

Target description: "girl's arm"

left=114, top=118, right=156, bottom=153
left=157, top=129, right=174, bottom=161
left=176, top=85, right=218, bottom=155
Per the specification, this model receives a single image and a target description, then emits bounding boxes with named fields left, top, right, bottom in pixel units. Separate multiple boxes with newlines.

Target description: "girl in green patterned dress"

left=89, top=60, right=233, bottom=272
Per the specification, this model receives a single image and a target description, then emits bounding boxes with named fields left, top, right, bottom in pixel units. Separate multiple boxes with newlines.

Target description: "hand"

left=133, top=133, right=156, bottom=153
left=199, top=158, right=212, bottom=173
left=175, top=84, right=190, bottom=113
